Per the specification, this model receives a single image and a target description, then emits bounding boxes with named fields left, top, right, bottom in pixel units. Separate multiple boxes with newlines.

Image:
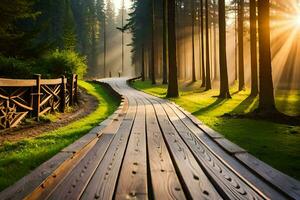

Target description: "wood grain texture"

left=47, top=134, right=114, bottom=200
left=144, top=99, right=186, bottom=200
left=160, top=100, right=265, bottom=200
left=236, top=152, right=300, bottom=200
left=0, top=152, right=72, bottom=200
left=80, top=97, right=137, bottom=200
left=166, top=101, right=287, bottom=200
left=115, top=98, right=148, bottom=200
left=149, top=97, right=222, bottom=200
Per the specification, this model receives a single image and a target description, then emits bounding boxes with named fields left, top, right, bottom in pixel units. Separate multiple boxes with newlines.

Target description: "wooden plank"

left=115, top=98, right=148, bottom=199
left=160, top=101, right=265, bottom=200
left=144, top=99, right=186, bottom=200
left=0, top=78, right=36, bottom=87
left=0, top=152, right=72, bottom=200
left=236, top=152, right=300, bottom=200
left=47, top=134, right=114, bottom=200
left=214, top=138, right=246, bottom=155
left=40, top=78, right=66, bottom=85
left=166, top=101, right=288, bottom=200
left=149, top=98, right=221, bottom=199
left=81, top=97, right=137, bottom=200
left=24, top=136, right=99, bottom=200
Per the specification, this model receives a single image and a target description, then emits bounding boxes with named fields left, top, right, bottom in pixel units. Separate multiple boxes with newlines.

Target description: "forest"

left=0, top=0, right=300, bottom=195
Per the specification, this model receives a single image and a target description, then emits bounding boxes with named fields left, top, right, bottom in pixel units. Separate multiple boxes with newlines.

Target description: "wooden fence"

left=0, top=74, right=78, bottom=129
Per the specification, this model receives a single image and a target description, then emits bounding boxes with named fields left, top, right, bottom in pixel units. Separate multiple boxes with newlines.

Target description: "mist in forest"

left=92, top=0, right=134, bottom=78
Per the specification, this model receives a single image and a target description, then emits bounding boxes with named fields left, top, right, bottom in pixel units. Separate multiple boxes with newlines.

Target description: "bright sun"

left=296, top=15, right=300, bottom=26
left=112, top=0, right=131, bottom=10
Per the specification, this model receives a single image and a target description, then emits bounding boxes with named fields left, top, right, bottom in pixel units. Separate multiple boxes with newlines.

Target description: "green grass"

left=0, top=81, right=119, bottom=191
left=132, top=80, right=300, bottom=181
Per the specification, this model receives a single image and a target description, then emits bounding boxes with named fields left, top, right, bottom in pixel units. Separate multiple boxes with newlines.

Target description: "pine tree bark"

left=162, top=0, right=168, bottom=84
left=167, top=0, right=179, bottom=97
left=200, top=0, right=206, bottom=87
left=205, top=0, right=211, bottom=90
left=191, top=0, right=196, bottom=82
left=103, top=14, right=107, bottom=77
left=141, top=43, right=145, bottom=81
left=238, top=0, right=245, bottom=90
left=151, top=0, right=156, bottom=84
left=218, top=0, right=231, bottom=98
left=257, top=0, right=276, bottom=111
left=250, top=0, right=258, bottom=96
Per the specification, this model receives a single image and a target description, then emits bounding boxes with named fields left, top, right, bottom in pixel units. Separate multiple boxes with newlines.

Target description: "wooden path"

left=1, top=78, right=299, bottom=200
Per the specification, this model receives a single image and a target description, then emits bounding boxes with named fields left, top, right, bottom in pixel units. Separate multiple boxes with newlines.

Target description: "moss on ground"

left=0, top=81, right=119, bottom=191
left=132, top=80, right=300, bottom=181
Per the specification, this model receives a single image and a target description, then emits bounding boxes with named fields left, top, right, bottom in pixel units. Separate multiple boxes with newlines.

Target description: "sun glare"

left=296, top=15, right=300, bottom=26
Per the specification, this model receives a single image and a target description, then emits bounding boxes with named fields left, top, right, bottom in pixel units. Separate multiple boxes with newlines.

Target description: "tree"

left=96, top=0, right=106, bottom=77
left=167, top=0, right=179, bottom=98
left=205, top=0, right=211, bottom=90
left=250, top=0, right=258, bottom=96
left=238, top=0, right=245, bottom=90
left=218, top=0, right=231, bottom=98
left=151, top=0, right=156, bottom=84
left=191, top=0, right=196, bottom=82
left=200, top=0, right=206, bottom=87
left=0, top=0, right=35, bottom=42
left=162, top=0, right=168, bottom=84
left=257, top=0, right=276, bottom=112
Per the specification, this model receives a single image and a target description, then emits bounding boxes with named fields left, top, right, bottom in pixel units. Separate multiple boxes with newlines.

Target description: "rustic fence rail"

left=0, top=74, right=78, bottom=129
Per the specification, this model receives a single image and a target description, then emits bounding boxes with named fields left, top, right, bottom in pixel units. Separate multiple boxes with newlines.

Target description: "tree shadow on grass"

left=192, top=98, right=229, bottom=116
left=230, top=95, right=258, bottom=114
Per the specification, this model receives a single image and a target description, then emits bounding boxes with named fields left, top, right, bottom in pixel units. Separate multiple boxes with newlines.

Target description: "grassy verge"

left=132, top=80, right=300, bottom=181
left=0, top=81, right=119, bottom=191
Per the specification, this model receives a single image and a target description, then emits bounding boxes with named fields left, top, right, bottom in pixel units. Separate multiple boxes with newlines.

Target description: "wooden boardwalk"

left=1, top=78, right=299, bottom=200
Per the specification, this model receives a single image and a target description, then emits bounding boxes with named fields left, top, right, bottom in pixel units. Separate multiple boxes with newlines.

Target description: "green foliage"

left=132, top=80, right=300, bottom=180
left=0, top=55, right=33, bottom=78
left=0, top=81, right=119, bottom=191
left=35, top=50, right=87, bottom=79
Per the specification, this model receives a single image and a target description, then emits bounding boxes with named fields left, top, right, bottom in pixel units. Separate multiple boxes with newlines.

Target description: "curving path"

left=1, top=78, right=299, bottom=200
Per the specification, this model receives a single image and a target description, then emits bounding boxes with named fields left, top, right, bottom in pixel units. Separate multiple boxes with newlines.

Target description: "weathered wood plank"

left=236, top=152, right=300, bottom=200
left=115, top=98, right=148, bottom=200
left=80, top=97, right=137, bottom=200
left=24, top=136, right=98, bottom=200
left=0, top=152, right=72, bottom=200
left=47, top=134, right=114, bottom=200
left=0, top=78, right=36, bottom=87
left=214, top=138, right=246, bottom=155
left=166, top=101, right=288, bottom=200
left=160, top=100, right=265, bottom=200
left=149, top=98, right=221, bottom=199
left=144, top=99, right=186, bottom=200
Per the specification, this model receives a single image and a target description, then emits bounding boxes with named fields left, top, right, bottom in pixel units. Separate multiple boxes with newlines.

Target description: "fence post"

left=74, top=75, right=78, bottom=103
left=33, top=74, right=41, bottom=121
left=69, top=74, right=76, bottom=106
left=60, top=75, right=66, bottom=112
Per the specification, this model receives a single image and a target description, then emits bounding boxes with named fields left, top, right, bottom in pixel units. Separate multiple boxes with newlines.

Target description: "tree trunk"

left=257, top=0, right=276, bottom=111
left=141, top=44, right=145, bottom=81
left=205, top=0, right=211, bottom=90
left=103, top=14, right=107, bottom=77
left=238, top=0, right=245, bottom=90
left=151, top=0, right=156, bottom=84
left=213, top=0, right=218, bottom=80
left=218, top=0, right=231, bottom=98
left=162, top=0, right=168, bottom=84
left=191, top=0, right=196, bottom=82
left=250, top=0, right=258, bottom=96
left=167, top=0, right=179, bottom=97
left=200, top=0, right=206, bottom=87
